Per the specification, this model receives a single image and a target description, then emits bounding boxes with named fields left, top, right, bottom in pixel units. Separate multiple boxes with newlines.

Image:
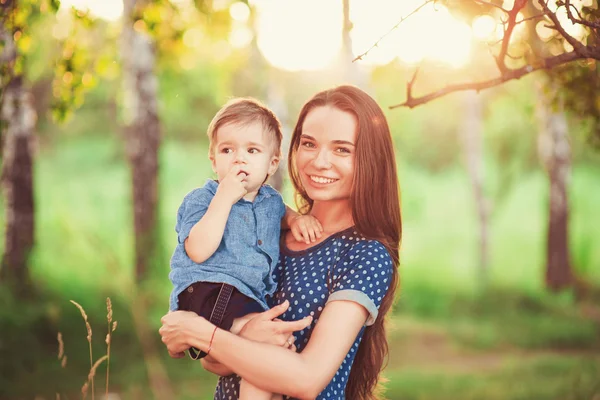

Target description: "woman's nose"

left=312, top=149, right=331, bottom=169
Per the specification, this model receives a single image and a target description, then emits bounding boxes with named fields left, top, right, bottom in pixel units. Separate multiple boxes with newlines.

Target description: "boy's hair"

left=207, top=98, right=283, bottom=158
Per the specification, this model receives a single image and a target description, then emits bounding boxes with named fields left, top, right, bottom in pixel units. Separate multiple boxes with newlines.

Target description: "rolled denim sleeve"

left=175, top=188, right=212, bottom=244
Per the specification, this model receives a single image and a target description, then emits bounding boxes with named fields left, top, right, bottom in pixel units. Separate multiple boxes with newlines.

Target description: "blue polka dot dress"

left=214, top=227, right=394, bottom=400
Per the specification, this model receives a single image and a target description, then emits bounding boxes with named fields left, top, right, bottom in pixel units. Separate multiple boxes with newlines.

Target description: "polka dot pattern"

left=213, top=228, right=393, bottom=400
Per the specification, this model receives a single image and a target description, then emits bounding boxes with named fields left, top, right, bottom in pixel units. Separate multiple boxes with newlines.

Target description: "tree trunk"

left=0, top=12, right=37, bottom=296
left=461, top=90, right=490, bottom=287
left=121, top=0, right=161, bottom=281
left=340, top=0, right=367, bottom=88
left=524, top=2, right=573, bottom=292
left=267, top=82, right=289, bottom=193
left=0, top=75, right=36, bottom=296
left=536, top=88, right=573, bottom=291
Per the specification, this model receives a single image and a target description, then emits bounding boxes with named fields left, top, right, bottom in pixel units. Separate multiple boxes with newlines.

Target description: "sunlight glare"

left=59, top=0, right=123, bottom=21
left=393, top=4, right=471, bottom=67
left=229, top=2, right=250, bottom=23
left=502, top=0, right=515, bottom=10
left=349, top=0, right=409, bottom=66
left=229, top=25, right=254, bottom=48
left=472, top=14, right=497, bottom=41
left=255, top=0, right=342, bottom=71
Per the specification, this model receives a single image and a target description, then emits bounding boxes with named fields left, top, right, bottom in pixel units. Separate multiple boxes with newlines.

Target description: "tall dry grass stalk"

left=56, top=332, right=68, bottom=400
left=81, top=355, right=108, bottom=399
left=71, top=300, right=95, bottom=400
left=69, top=298, right=118, bottom=400
left=105, top=298, right=118, bottom=398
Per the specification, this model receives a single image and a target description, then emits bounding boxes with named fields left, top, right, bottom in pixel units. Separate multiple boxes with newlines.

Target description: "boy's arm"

left=282, top=204, right=323, bottom=244
left=185, top=166, right=247, bottom=264
left=281, top=204, right=300, bottom=230
left=184, top=193, right=233, bottom=264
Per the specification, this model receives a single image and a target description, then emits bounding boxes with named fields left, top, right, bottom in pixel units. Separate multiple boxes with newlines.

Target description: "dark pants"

left=177, top=281, right=264, bottom=359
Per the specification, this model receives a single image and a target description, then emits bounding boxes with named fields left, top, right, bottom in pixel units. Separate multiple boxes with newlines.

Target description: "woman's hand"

left=159, top=310, right=209, bottom=358
left=239, top=300, right=312, bottom=349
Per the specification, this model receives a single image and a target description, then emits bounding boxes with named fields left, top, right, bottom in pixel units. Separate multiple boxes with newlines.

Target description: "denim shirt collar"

left=203, top=179, right=277, bottom=205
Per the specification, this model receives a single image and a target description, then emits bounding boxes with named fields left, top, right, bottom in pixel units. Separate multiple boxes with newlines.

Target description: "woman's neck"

left=310, top=199, right=354, bottom=234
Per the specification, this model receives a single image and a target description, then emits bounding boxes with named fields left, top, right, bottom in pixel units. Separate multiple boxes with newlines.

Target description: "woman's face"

left=295, top=105, right=357, bottom=203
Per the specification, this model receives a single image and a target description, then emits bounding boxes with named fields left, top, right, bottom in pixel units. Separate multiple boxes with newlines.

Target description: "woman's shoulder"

left=338, top=229, right=391, bottom=259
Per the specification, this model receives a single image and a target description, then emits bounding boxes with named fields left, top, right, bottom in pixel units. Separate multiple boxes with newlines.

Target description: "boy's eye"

left=248, top=148, right=260, bottom=154
left=221, top=148, right=232, bottom=154
left=300, top=140, right=315, bottom=148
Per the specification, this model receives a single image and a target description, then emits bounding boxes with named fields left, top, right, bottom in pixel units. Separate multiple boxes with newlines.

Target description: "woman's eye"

left=336, top=147, right=351, bottom=154
left=300, top=140, right=315, bottom=148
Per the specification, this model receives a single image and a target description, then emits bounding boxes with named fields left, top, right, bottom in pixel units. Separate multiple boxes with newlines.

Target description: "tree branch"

left=404, top=66, right=421, bottom=105
left=516, top=13, right=547, bottom=25
left=495, top=0, right=529, bottom=74
left=564, top=0, right=600, bottom=30
left=391, top=50, right=584, bottom=109
left=353, top=0, right=434, bottom=62
left=538, top=0, right=590, bottom=57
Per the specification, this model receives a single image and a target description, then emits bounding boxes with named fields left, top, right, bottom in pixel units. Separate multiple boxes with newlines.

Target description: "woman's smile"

left=308, top=174, right=339, bottom=185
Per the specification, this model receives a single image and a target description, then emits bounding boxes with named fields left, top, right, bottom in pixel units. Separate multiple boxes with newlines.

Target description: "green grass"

left=1, top=136, right=600, bottom=399
left=383, top=355, right=600, bottom=400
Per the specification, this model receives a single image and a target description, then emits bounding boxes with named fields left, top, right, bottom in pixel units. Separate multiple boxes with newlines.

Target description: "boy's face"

left=210, top=121, right=280, bottom=194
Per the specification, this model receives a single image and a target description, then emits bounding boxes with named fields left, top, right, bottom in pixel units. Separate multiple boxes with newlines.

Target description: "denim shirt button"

left=257, top=240, right=263, bottom=246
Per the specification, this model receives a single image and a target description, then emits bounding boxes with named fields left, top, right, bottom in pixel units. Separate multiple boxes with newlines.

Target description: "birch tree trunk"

left=341, top=0, right=367, bottom=88
left=524, top=2, right=573, bottom=291
left=267, top=82, right=289, bottom=193
left=0, top=23, right=36, bottom=297
left=121, top=0, right=161, bottom=281
left=461, top=91, right=490, bottom=287
left=536, top=88, right=573, bottom=291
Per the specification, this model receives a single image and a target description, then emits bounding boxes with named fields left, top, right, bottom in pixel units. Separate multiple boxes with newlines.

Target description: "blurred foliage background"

left=1, top=0, right=599, bottom=399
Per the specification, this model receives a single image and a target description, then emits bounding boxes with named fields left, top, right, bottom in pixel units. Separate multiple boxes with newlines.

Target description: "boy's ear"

left=267, top=155, right=281, bottom=177
left=209, top=152, right=217, bottom=174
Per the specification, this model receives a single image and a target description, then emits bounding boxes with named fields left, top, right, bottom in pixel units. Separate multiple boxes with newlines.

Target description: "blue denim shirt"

left=169, top=179, right=286, bottom=311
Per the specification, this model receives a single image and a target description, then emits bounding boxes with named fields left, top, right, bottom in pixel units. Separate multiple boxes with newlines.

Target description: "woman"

left=160, top=85, right=402, bottom=400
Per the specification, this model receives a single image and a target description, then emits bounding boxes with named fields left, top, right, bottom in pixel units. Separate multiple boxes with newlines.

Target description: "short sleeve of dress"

left=326, top=240, right=394, bottom=326
left=175, top=188, right=212, bottom=244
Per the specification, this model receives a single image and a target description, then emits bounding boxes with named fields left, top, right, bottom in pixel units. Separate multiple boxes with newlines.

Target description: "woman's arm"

left=198, top=312, right=297, bottom=378
left=201, top=357, right=234, bottom=377
left=161, top=300, right=369, bottom=399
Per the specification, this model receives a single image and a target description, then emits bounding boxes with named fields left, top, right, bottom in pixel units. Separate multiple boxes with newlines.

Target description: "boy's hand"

left=290, top=214, right=323, bottom=244
left=215, top=165, right=248, bottom=205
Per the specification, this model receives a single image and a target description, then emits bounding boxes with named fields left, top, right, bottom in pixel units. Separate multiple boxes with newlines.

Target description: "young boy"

left=169, top=98, right=321, bottom=400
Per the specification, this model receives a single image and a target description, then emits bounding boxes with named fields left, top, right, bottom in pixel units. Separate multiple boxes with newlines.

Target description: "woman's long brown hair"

left=288, top=85, right=402, bottom=400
